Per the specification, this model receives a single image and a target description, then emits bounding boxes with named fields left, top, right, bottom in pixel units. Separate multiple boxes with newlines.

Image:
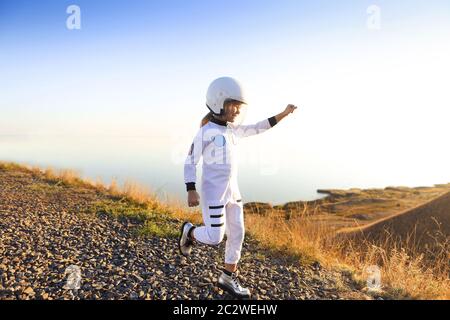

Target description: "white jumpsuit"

left=184, top=116, right=277, bottom=264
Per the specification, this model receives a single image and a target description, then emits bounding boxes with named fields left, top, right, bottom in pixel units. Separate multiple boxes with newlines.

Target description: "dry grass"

left=0, top=161, right=205, bottom=225
left=342, top=242, right=449, bottom=299
left=244, top=204, right=336, bottom=264
left=87, top=172, right=204, bottom=225
left=245, top=204, right=450, bottom=300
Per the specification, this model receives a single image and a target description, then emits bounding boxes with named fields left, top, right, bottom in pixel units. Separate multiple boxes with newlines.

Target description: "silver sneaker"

left=217, top=271, right=251, bottom=299
left=179, top=222, right=194, bottom=257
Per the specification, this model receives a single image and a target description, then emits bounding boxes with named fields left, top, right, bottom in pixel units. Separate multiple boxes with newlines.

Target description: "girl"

left=179, top=77, right=297, bottom=299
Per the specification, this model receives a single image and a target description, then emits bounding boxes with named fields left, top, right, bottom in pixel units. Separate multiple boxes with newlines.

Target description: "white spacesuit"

left=184, top=115, right=277, bottom=263
left=179, top=76, right=278, bottom=299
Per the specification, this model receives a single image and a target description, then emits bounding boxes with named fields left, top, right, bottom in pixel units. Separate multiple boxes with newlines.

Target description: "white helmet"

left=206, top=77, right=248, bottom=115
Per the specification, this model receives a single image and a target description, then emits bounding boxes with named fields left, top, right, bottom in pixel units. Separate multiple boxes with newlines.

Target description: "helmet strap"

left=206, top=103, right=225, bottom=116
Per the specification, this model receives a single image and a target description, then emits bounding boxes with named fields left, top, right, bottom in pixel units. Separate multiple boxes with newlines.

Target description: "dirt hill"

left=341, top=191, right=450, bottom=252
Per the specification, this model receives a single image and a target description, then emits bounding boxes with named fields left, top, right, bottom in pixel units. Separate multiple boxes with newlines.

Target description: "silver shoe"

left=179, top=222, right=194, bottom=257
left=217, top=270, right=251, bottom=299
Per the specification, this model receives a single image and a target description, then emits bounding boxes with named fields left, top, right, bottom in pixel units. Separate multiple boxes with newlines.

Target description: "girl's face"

left=223, top=100, right=244, bottom=122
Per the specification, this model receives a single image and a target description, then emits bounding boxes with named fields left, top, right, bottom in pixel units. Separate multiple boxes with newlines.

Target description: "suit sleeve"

left=183, top=128, right=204, bottom=191
left=233, top=116, right=278, bottom=138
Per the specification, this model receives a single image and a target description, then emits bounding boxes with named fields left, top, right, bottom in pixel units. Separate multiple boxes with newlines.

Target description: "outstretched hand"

left=284, top=104, right=298, bottom=115
left=274, top=104, right=298, bottom=123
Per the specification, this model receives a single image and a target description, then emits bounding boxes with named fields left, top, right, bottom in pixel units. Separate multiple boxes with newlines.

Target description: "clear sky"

left=1, top=0, right=449, bottom=198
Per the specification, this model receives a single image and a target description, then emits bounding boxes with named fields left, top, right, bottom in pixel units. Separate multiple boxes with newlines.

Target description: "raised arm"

left=233, top=104, right=298, bottom=138
left=274, top=104, right=297, bottom=123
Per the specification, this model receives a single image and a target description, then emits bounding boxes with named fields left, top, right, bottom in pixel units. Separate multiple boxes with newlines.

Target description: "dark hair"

left=200, top=111, right=213, bottom=127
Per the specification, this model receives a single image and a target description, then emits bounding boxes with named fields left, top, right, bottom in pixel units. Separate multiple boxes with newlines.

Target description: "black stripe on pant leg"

left=236, top=199, right=242, bottom=202
left=209, top=205, right=224, bottom=209
left=211, top=223, right=224, bottom=227
left=210, top=214, right=224, bottom=218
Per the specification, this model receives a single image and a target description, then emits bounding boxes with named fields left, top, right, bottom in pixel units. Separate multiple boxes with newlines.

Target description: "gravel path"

left=0, top=168, right=367, bottom=300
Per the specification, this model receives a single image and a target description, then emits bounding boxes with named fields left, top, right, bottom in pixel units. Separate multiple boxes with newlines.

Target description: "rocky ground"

left=0, top=166, right=369, bottom=300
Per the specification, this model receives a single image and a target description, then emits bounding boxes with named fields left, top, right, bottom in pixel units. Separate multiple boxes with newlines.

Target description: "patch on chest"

left=212, top=134, right=226, bottom=147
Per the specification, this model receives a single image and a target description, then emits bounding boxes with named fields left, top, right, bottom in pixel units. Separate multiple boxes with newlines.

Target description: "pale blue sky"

left=1, top=0, right=449, bottom=136
left=1, top=1, right=449, bottom=202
